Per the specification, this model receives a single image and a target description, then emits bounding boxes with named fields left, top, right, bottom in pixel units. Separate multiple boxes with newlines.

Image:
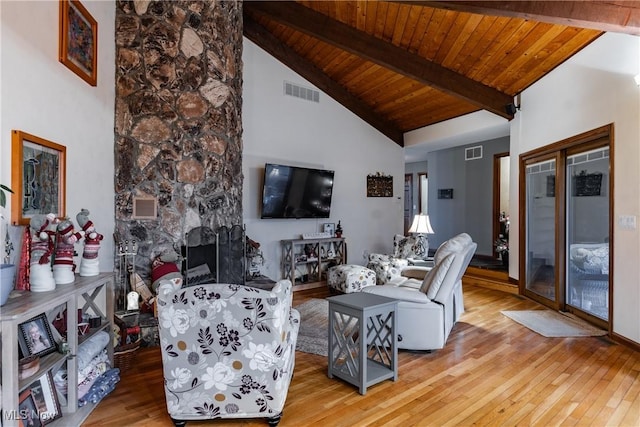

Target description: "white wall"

left=424, top=137, right=509, bottom=254
left=1, top=1, right=116, bottom=271
left=242, top=39, right=405, bottom=280
left=404, top=110, right=510, bottom=161
left=510, top=32, right=640, bottom=343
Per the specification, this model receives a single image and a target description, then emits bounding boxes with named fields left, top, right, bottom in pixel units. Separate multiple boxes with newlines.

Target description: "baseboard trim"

left=611, top=332, right=640, bottom=352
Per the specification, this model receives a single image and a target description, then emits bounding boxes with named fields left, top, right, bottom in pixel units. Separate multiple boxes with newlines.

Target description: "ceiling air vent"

left=283, top=81, right=319, bottom=103
left=465, top=146, right=483, bottom=161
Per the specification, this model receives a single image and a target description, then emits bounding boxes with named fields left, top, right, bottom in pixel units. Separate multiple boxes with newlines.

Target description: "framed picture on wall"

left=438, top=188, right=454, bottom=199
left=59, top=0, right=98, bottom=86
left=367, top=174, right=393, bottom=197
left=11, top=130, right=67, bottom=226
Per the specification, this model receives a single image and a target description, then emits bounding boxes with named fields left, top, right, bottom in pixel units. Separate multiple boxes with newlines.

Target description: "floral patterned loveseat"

left=156, top=279, right=300, bottom=426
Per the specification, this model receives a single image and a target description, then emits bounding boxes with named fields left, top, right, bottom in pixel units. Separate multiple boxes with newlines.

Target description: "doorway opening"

left=418, top=172, right=428, bottom=215
left=493, top=152, right=510, bottom=264
left=404, top=173, right=413, bottom=235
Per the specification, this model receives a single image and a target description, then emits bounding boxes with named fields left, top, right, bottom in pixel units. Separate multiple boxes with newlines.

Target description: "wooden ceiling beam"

left=402, top=1, right=640, bottom=35
left=244, top=1, right=515, bottom=120
left=243, top=14, right=405, bottom=146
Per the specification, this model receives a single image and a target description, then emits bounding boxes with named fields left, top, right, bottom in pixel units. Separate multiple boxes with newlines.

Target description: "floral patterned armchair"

left=156, top=280, right=300, bottom=426
left=367, top=234, right=428, bottom=285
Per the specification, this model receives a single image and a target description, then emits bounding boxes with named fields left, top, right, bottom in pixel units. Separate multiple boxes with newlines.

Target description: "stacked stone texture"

left=114, top=0, right=243, bottom=287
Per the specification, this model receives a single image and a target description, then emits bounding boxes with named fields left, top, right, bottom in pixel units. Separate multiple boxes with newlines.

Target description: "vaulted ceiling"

left=243, top=1, right=640, bottom=147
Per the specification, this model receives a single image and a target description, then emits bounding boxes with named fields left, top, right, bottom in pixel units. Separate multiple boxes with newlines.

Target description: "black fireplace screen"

left=181, top=225, right=246, bottom=286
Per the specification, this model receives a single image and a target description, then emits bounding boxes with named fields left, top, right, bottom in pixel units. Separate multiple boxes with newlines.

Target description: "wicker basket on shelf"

left=113, top=314, right=141, bottom=372
left=114, top=338, right=141, bottom=372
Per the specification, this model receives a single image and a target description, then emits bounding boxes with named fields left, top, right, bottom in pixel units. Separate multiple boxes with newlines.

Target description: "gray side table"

left=327, top=292, right=398, bottom=394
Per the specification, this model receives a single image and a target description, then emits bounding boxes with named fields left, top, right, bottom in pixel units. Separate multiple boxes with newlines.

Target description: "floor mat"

left=501, top=310, right=607, bottom=338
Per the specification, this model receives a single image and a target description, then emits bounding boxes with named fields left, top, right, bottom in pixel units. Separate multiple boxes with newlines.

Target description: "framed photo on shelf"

left=18, top=313, right=57, bottom=359
left=59, top=0, right=98, bottom=86
left=323, top=222, right=335, bottom=237
left=26, top=371, right=62, bottom=425
left=19, top=389, right=43, bottom=427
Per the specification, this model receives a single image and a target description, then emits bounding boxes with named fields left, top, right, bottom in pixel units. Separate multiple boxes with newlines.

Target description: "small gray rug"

left=294, top=298, right=329, bottom=356
left=501, top=310, right=607, bottom=338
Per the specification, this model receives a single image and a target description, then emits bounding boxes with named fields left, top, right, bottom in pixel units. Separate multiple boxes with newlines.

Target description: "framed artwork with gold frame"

left=59, top=0, right=98, bottom=86
left=11, top=130, right=66, bottom=226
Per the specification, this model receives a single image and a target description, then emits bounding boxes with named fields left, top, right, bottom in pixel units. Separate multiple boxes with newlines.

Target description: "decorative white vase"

left=0, top=264, right=16, bottom=306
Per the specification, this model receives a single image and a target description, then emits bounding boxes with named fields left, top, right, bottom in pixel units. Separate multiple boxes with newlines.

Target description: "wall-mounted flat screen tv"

left=261, top=163, right=334, bottom=219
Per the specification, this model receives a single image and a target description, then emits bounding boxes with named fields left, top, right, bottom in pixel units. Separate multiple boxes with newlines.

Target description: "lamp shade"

left=408, top=214, right=434, bottom=234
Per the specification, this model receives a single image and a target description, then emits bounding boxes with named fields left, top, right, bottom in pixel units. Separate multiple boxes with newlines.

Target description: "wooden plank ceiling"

left=243, top=1, right=640, bottom=146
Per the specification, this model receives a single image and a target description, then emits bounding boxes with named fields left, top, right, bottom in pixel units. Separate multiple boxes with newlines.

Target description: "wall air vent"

left=283, top=81, right=319, bottom=103
left=465, top=145, right=483, bottom=161
left=132, top=196, right=157, bottom=219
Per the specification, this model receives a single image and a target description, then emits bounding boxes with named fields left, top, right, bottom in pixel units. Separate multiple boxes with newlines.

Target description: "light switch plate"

left=618, top=215, right=637, bottom=229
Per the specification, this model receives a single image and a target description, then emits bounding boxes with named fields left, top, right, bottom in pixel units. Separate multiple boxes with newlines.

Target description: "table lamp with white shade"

left=408, top=213, right=434, bottom=259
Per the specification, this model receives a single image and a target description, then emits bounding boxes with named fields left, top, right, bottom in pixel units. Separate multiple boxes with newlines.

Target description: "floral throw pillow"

left=394, top=234, right=428, bottom=259
left=392, top=234, right=406, bottom=258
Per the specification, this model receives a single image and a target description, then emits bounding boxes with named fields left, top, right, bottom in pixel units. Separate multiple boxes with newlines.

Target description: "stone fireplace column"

left=113, top=0, right=243, bottom=304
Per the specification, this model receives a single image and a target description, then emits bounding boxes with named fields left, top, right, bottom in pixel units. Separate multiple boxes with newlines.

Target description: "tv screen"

left=261, top=163, right=334, bottom=219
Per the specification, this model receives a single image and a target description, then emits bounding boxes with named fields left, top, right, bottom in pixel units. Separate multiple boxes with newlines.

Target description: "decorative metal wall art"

left=367, top=173, right=393, bottom=197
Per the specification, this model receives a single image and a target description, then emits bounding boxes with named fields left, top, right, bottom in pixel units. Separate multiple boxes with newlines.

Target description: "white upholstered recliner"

left=362, top=233, right=476, bottom=351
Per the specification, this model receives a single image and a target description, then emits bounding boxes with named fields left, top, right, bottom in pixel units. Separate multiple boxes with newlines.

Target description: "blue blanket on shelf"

left=78, top=368, right=120, bottom=407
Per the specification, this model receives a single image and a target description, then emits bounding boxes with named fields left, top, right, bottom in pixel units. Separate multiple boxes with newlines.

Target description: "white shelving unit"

left=1, top=273, right=114, bottom=427
left=281, top=237, right=346, bottom=290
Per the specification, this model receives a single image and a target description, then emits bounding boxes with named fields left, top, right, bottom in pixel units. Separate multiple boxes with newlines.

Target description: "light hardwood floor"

left=85, top=285, right=640, bottom=426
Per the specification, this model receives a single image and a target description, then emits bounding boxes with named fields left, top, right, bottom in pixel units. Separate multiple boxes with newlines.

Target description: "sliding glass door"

left=566, top=147, right=610, bottom=321
left=524, top=156, right=559, bottom=306
left=520, top=125, right=612, bottom=329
